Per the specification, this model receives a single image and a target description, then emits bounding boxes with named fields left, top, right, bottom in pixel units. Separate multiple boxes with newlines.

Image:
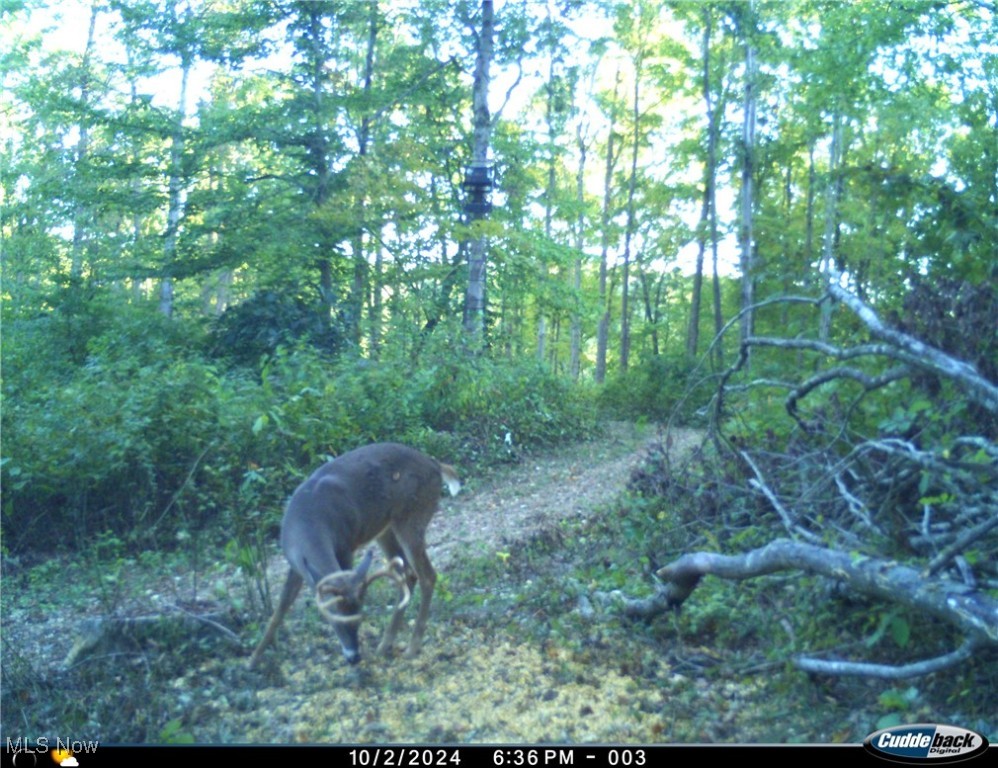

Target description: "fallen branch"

left=825, top=271, right=998, bottom=413
left=927, top=507, right=998, bottom=577
left=654, top=538, right=998, bottom=677
left=63, top=608, right=240, bottom=668
left=739, top=450, right=823, bottom=544
left=795, top=638, right=981, bottom=679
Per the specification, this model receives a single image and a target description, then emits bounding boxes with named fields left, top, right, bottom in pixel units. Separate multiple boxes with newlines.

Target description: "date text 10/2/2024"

left=346, top=749, right=648, bottom=767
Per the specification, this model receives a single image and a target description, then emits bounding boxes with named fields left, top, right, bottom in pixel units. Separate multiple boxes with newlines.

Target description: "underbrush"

left=598, top=354, right=710, bottom=425
left=0, top=541, right=239, bottom=743
left=492, top=534, right=992, bottom=740
left=571, top=439, right=998, bottom=741
left=2, top=316, right=596, bottom=557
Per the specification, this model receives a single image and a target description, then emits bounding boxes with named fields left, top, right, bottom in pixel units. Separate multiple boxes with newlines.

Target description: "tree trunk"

left=638, top=266, right=662, bottom=357
left=708, top=53, right=724, bottom=368
left=346, top=0, right=380, bottom=348
left=737, top=1, right=757, bottom=360
left=595, top=69, right=622, bottom=383
left=538, top=20, right=557, bottom=364
left=570, top=122, right=588, bottom=380
left=620, top=62, right=642, bottom=373
left=464, top=0, right=494, bottom=340
left=70, top=3, right=99, bottom=281
left=295, top=4, right=336, bottom=325
left=819, top=114, right=844, bottom=342
left=159, top=56, right=190, bottom=318
left=687, top=9, right=712, bottom=358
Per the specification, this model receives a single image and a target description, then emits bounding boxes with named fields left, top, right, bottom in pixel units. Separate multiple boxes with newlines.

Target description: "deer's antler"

left=362, top=556, right=411, bottom=610
left=315, top=577, right=363, bottom=625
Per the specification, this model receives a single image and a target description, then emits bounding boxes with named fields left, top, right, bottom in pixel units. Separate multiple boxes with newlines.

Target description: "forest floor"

left=221, top=422, right=716, bottom=743
left=4, top=423, right=989, bottom=744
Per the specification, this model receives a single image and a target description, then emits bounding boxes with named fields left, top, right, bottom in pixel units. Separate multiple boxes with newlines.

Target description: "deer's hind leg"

left=375, top=529, right=418, bottom=656
left=394, top=528, right=436, bottom=658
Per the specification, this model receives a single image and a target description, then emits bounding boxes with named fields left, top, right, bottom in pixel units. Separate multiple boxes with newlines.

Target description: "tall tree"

left=594, top=68, right=622, bottom=384
left=735, top=0, right=758, bottom=359
left=114, top=0, right=207, bottom=317
left=463, top=0, right=495, bottom=340
left=685, top=4, right=725, bottom=362
left=69, top=2, right=100, bottom=281
left=345, top=0, right=381, bottom=348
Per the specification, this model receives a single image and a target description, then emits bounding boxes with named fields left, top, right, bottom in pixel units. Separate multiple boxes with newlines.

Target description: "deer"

left=248, top=442, right=460, bottom=669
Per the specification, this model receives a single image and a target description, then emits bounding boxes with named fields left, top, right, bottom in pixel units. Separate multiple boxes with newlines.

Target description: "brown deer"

left=248, top=442, right=460, bottom=668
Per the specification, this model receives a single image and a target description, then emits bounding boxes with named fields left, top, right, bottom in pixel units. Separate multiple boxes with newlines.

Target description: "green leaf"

left=159, top=718, right=195, bottom=744
left=889, top=616, right=911, bottom=648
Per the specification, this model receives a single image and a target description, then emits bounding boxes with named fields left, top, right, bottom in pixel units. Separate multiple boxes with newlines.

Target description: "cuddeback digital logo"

left=864, top=723, right=989, bottom=763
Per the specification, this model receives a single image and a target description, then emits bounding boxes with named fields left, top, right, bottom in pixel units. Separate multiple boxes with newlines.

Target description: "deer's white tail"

left=440, top=463, right=461, bottom=497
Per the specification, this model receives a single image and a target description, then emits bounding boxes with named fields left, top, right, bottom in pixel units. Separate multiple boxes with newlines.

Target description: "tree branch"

left=795, top=637, right=981, bottom=679
left=927, top=504, right=998, bottom=576
left=825, top=271, right=998, bottom=413
left=739, top=450, right=823, bottom=543
left=656, top=538, right=998, bottom=645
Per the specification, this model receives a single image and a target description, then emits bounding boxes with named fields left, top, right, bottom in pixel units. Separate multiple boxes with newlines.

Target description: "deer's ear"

left=355, top=548, right=375, bottom=578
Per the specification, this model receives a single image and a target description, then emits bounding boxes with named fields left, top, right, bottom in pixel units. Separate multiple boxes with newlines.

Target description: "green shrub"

left=414, top=352, right=597, bottom=465
left=208, top=290, right=344, bottom=366
left=3, top=329, right=596, bottom=554
left=599, top=354, right=702, bottom=423
left=2, top=353, right=250, bottom=551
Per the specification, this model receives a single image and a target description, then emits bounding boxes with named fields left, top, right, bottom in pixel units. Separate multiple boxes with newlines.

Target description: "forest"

left=2, top=0, right=997, bottom=746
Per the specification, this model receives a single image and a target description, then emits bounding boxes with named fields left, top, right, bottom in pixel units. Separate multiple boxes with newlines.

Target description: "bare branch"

left=786, top=365, right=909, bottom=428
left=745, top=335, right=897, bottom=361
left=173, top=604, right=242, bottom=645
left=833, top=472, right=881, bottom=534
left=739, top=450, right=823, bottom=543
left=795, top=638, right=981, bottom=679
left=492, top=58, right=524, bottom=124
left=825, top=271, right=998, bottom=413
left=656, top=539, right=998, bottom=645
left=927, top=504, right=998, bottom=576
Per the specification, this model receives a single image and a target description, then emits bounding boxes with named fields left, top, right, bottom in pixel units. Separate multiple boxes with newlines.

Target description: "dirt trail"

left=428, top=424, right=702, bottom=570
left=253, top=422, right=681, bottom=588
left=430, top=424, right=648, bottom=568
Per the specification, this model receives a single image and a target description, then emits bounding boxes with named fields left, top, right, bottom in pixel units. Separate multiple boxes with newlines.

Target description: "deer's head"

left=314, top=549, right=410, bottom=664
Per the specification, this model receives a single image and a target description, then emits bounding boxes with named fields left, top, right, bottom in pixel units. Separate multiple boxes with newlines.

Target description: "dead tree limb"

left=650, top=286, right=997, bottom=679
left=825, top=271, right=998, bottom=413
left=655, top=538, right=998, bottom=677
left=795, top=638, right=981, bottom=679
